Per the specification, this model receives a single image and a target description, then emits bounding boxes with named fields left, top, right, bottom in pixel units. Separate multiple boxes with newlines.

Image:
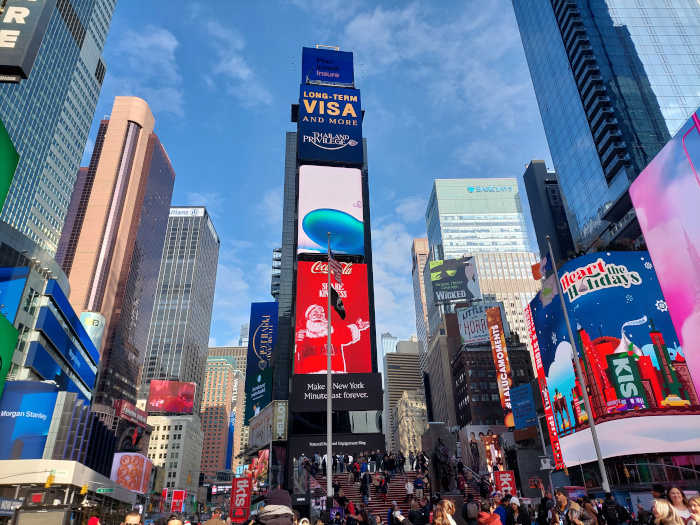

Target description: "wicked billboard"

left=429, top=257, right=481, bottom=304
left=526, top=252, right=700, bottom=465
left=294, top=261, right=371, bottom=374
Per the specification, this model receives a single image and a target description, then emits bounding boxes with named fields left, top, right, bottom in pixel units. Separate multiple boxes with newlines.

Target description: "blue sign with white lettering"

left=302, top=47, right=354, bottom=85
left=298, top=85, right=363, bottom=166
left=511, top=384, right=538, bottom=430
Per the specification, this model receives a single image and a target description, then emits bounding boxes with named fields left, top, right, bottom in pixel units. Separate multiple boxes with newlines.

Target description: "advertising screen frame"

left=145, top=380, right=196, bottom=414
left=526, top=251, right=700, bottom=465
left=290, top=373, right=382, bottom=412
left=244, top=302, right=279, bottom=424
left=110, top=453, right=152, bottom=494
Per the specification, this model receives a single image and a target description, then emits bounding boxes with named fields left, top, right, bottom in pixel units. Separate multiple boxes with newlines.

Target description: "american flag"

left=328, top=251, right=343, bottom=285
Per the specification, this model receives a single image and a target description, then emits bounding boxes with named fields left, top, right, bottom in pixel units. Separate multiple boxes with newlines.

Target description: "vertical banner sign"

left=0, top=0, right=57, bottom=81
left=494, top=471, right=516, bottom=494
left=525, top=305, right=565, bottom=469
left=511, top=384, right=538, bottom=430
left=160, top=489, right=168, bottom=512
left=171, top=489, right=186, bottom=513
left=298, top=85, right=363, bottom=165
left=230, top=477, right=252, bottom=524
left=244, top=303, right=279, bottom=424
left=487, top=307, right=514, bottom=427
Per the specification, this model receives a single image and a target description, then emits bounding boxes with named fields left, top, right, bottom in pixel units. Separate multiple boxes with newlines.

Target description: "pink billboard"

left=630, top=110, right=700, bottom=388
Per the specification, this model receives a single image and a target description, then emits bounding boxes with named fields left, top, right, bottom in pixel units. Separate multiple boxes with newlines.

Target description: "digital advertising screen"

left=0, top=316, right=18, bottom=399
left=429, top=257, right=481, bottom=304
left=294, top=261, right=371, bottom=374
left=630, top=108, right=700, bottom=390
left=298, top=85, right=363, bottom=166
left=0, top=380, right=58, bottom=460
left=457, top=302, right=509, bottom=346
left=526, top=252, right=700, bottom=465
left=301, top=47, right=354, bottom=85
left=0, top=267, right=29, bottom=323
left=298, top=165, right=364, bottom=256
left=146, top=380, right=196, bottom=414
left=110, top=452, right=153, bottom=494
left=244, top=302, right=279, bottom=424
left=457, top=425, right=511, bottom=477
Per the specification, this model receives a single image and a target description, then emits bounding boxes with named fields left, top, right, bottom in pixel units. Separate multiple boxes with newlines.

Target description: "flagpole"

left=546, top=236, right=610, bottom=492
left=326, top=232, right=333, bottom=509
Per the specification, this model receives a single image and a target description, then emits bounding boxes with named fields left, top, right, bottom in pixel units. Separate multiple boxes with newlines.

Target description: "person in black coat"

left=408, top=501, right=426, bottom=525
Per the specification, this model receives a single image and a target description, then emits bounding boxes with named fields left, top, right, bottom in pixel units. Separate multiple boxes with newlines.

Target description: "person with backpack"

left=602, top=493, right=630, bottom=525
left=463, top=493, right=480, bottom=525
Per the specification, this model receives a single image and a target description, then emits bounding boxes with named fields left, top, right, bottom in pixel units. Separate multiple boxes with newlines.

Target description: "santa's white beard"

left=305, top=319, right=333, bottom=339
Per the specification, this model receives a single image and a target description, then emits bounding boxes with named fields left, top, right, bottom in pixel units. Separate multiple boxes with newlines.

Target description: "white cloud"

left=104, top=26, right=185, bottom=119
left=255, top=187, right=284, bottom=227
left=186, top=191, right=224, bottom=216
left=395, top=196, right=427, bottom=223
left=205, top=20, right=273, bottom=107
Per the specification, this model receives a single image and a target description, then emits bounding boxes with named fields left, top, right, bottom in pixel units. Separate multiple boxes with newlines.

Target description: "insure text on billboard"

left=298, top=85, right=363, bottom=165
left=526, top=252, right=700, bottom=465
left=302, top=47, right=354, bottom=85
left=244, top=302, right=279, bottom=424
left=294, top=261, right=371, bottom=374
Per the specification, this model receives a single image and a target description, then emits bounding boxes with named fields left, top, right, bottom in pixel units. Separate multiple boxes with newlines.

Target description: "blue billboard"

left=298, top=85, right=363, bottom=166
left=301, top=47, right=354, bottom=85
left=0, top=267, right=29, bottom=323
left=244, top=302, right=279, bottom=424
left=511, top=384, right=537, bottom=430
left=0, top=380, right=58, bottom=459
left=525, top=252, right=700, bottom=465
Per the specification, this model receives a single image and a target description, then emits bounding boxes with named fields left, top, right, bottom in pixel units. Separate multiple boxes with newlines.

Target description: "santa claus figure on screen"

left=295, top=304, right=369, bottom=373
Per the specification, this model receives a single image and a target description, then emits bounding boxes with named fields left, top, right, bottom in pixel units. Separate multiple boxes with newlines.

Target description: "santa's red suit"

left=295, top=305, right=367, bottom=373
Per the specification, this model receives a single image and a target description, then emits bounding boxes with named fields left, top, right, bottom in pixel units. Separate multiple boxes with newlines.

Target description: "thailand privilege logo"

left=560, top=258, right=641, bottom=302
left=302, top=132, right=358, bottom=151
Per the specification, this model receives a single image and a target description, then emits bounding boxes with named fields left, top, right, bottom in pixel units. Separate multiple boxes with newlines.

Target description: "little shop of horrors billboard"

left=525, top=252, right=700, bottom=466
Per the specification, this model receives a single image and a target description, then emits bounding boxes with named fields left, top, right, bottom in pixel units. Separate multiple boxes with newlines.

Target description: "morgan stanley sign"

left=0, top=0, right=57, bottom=82
left=298, top=85, right=363, bottom=166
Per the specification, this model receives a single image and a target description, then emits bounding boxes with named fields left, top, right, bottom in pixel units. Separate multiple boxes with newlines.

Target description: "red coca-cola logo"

left=309, top=261, right=353, bottom=274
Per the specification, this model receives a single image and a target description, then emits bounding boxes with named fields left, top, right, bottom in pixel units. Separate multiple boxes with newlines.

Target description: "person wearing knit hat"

left=257, top=489, right=294, bottom=525
left=554, top=487, right=594, bottom=525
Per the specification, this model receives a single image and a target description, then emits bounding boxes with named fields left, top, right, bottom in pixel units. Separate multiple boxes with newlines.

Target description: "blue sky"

left=83, top=0, right=553, bottom=348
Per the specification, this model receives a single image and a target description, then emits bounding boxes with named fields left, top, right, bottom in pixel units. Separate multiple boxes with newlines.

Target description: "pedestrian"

left=204, top=508, right=226, bottom=525
left=463, top=493, right=480, bottom=525
left=121, top=512, right=142, bottom=525
left=668, top=487, right=691, bottom=521
left=323, top=456, right=327, bottom=477
left=479, top=500, right=502, bottom=525
left=582, top=497, right=599, bottom=525
left=539, top=491, right=554, bottom=525
left=255, top=489, right=295, bottom=525
left=438, top=500, right=457, bottom=525
left=167, top=516, right=184, bottom=525
left=89, top=518, right=102, bottom=525
left=434, top=508, right=451, bottom=525
left=687, top=497, right=700, bottom=525
left=636, top=504, right=649, bottom=525
left=380, top=478, right=389, bottom=503
left=337, top=489, right=347, bottom=509
left=400, top=475, right=412, bottom=503
left=413, top=472, right=424, bottom=502
left=651, top=500, right=684, bottom=525
left=510, top=497, right=529, bottom=525
left=360, top=480, right=370, bottom=505
left=457, top=474, right=466, bottom=496
left=553, top=487, right=594, bottom=525
left=493, top=494, right=508, bottom=525
left=652, top=485, right=668, bottom=501
left=408, top=501, right=426, bottom=525
left=373, top=471, right=381, bottom=496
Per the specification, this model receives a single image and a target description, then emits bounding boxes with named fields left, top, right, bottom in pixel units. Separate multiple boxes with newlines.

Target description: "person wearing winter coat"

left=408, top=501, right=426, bottom=525
left=554, top=488, right=594, bottom=525
left=478, top=500, right=503, bottom=525
left=255, top=490, right=295, bottom=525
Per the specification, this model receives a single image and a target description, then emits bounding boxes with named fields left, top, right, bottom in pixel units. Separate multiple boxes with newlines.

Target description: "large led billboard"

left=110, top=453, right=153, bottom=494
left=429, top=257, right=481, bottom=304
left=301, top=47, right=354, bottom=85
left=244, top=302, right=279, bottom=424
left=146, top=380, right=196, bottom=414
left=0, top=267, right=28, bottom=323
left=457, top=302, right=509, bottom=346
left=0, top=381, right=58, bottom=460
left=298, top=85, right=363, bottom=165
left=630, top=108, right=700, bottom=389
left=295, top=261, right=371, bottom=374
left=0, top=0, right=56, bottom=80
left=298, top=165, right=364, bottom=256
left=526, top=252, right=700, bottom=465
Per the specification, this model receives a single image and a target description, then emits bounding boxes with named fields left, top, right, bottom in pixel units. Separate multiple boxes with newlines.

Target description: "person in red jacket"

left=479, top=500, right=503, bottom=525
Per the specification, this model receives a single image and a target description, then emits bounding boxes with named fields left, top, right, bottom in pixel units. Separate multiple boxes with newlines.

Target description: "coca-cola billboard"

left=295, top=261, right=371, bottom=374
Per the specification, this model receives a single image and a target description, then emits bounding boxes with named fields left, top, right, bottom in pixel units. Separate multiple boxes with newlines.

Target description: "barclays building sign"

left=467, top=186, right=514, bottom=193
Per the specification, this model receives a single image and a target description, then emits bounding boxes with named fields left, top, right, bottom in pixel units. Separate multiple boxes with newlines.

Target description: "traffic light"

left=45, top=474, right=55, bottom=488
left=80, top=485, right=89, bottom=495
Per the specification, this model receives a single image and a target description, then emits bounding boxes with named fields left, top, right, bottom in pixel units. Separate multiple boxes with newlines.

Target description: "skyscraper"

left=383, top=340, right=421, bottom=451
left=57, top=97, right=176, bottom=407
left=512, top=0, right=700, bottom=249
left=412, top=238, right=430, bottom=372
left=523, top=160, right=576, bottom=262
left=138, top=206, right=220, bottom=411
left=0, top=1, right=116, bottom=254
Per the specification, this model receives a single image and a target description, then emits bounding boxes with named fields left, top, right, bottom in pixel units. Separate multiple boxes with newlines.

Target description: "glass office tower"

left=0, top=1, right=116, bottom=255
left=426, top=178, right=531, bottom=259
left=513, top=0, right=700, bottom=249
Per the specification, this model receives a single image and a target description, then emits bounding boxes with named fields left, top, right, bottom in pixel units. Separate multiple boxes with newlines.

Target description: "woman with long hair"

left=434, top=508, right=452, bottom=525
left=668, top=487, right=691, bottom=520
left=687, top=497, right=700, bottom=525
left=438, top=500, right=457, bottom=525
left=652, top=499, right=685, bottom=525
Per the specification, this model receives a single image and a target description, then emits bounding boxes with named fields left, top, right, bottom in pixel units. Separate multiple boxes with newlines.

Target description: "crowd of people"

left=298, top=451, right=433, bottom=480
